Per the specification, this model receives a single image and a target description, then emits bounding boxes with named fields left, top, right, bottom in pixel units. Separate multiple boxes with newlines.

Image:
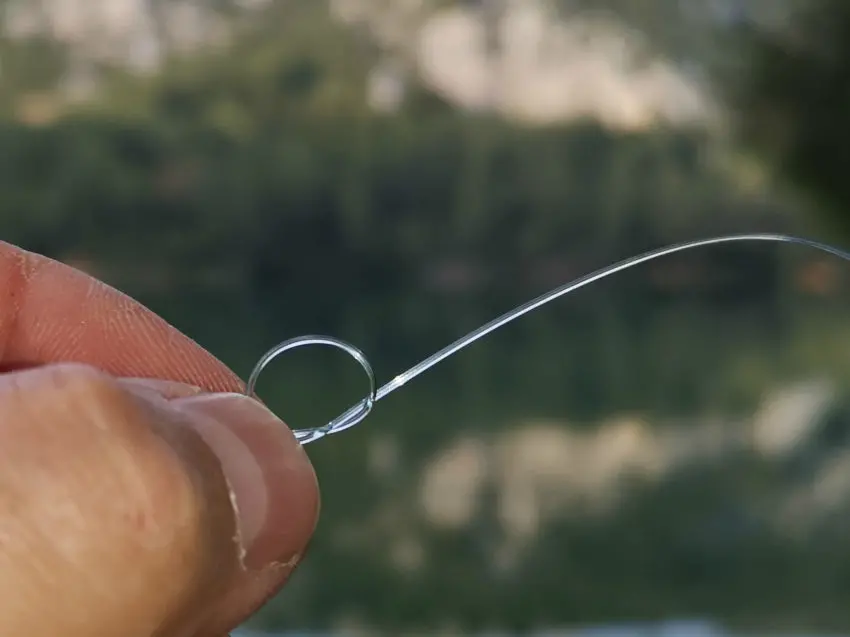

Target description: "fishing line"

left=245, top=233, right=850, bottom=445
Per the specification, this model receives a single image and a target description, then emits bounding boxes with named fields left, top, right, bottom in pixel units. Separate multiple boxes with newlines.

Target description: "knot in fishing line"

left=245, top=233, right=850, bottom=446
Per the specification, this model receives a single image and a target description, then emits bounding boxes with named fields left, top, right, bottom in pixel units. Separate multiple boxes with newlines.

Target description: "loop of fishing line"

left=245, top=335, right=376, bottom=444
left=245, top=233, right=850, bottom=445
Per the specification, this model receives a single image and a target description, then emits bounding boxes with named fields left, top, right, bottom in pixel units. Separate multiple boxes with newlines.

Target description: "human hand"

left=0, top=242, right=319, bottom=636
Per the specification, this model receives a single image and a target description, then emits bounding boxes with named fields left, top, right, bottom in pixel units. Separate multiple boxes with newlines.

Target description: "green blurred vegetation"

left=732, top=0, right=850, bottom=238
left=3, top=0, right=850, bottom=633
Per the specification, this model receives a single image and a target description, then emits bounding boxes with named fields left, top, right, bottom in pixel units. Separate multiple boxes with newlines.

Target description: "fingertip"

left=168, top=393, right=321, bottom=634
left=174, top=393, right=320, bottom=570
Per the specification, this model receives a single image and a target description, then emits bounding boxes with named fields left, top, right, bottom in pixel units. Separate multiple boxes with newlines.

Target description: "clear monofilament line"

left=249, top=233, right=850, bottom=445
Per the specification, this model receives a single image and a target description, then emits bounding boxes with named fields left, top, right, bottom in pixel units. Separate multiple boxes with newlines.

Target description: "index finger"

left=0, top=241, right=244, bottom=392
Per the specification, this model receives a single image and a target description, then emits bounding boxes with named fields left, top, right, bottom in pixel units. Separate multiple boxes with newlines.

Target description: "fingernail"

left=119, top=378, right=204, bottom=400
left=174, top=393, right=319, bottom=570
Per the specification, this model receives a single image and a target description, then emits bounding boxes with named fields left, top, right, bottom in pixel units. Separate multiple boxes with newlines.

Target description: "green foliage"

left=0, top=35, right=69, bottom=116
left=732, top=0, right=850, bottom=237
left=0, top=112, right=794, bottom=300
left=92, top=0, right=374, bottom=128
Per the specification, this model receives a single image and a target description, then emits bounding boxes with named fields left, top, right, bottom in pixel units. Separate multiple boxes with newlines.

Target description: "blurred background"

left=3, top=0, right=850, bottom=635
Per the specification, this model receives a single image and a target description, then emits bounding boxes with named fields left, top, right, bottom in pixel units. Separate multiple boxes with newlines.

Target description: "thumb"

left=0, top=363, right=318, bottom=637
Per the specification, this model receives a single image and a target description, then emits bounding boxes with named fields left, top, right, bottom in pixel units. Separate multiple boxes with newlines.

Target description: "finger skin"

left=0, top=241, right=243, bottom=389
left=0, top=242, right=319, bottom=633
left=0, top=364, right=240, bottom=636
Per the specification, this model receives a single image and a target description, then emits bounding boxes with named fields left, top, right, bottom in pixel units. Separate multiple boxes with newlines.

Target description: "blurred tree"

left=730, top=0, right=850, bottom=238
left=0, top=2, right=69, bottom=121
left=99, top=0, right=374, bottom=128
